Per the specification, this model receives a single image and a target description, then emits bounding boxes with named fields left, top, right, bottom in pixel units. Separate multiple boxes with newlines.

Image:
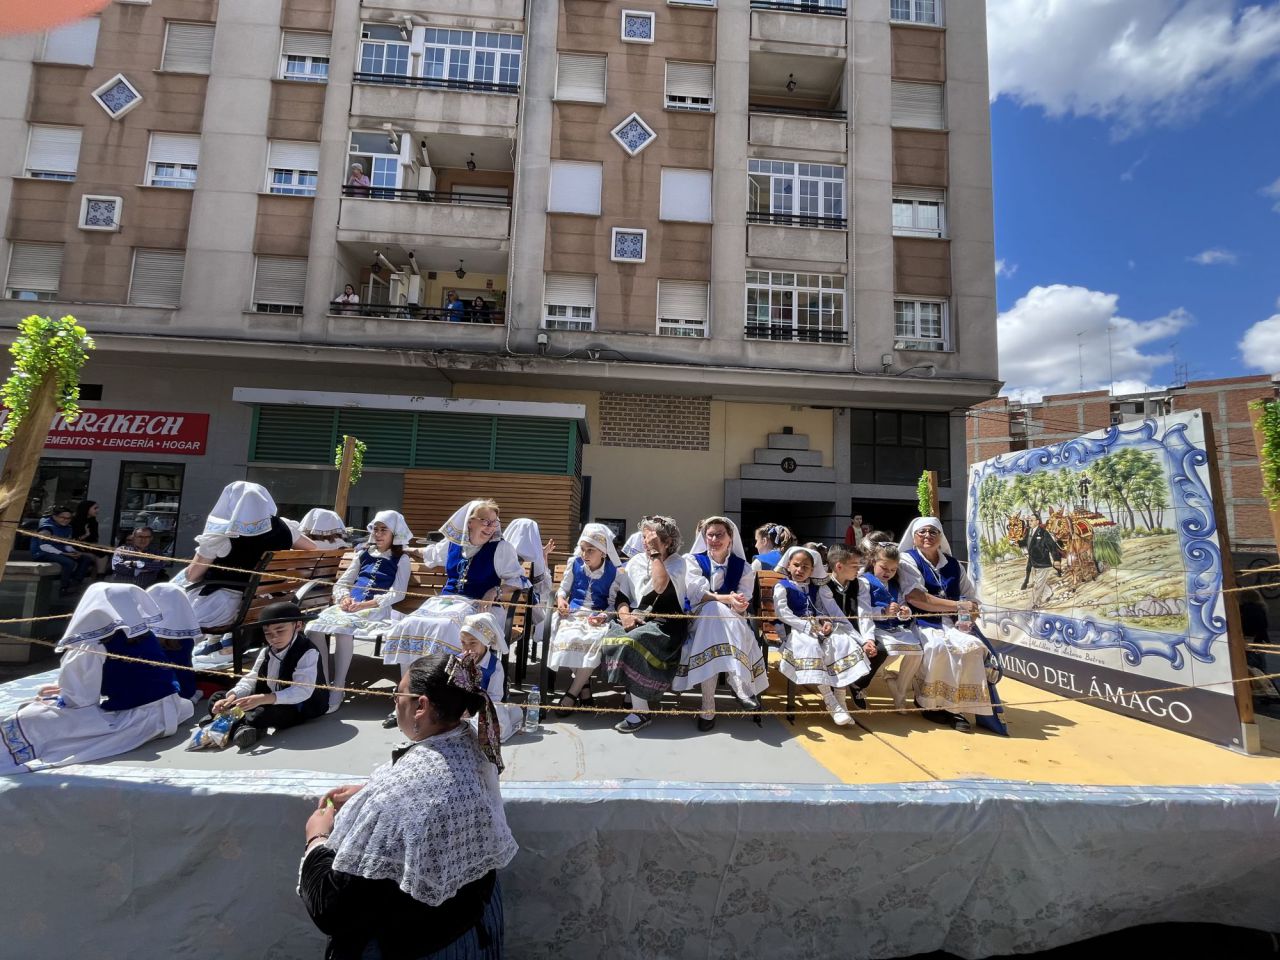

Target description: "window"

left=543, top=274, right=596, bottom=331
left=146, top=133, right=200, bottom=188
left=611, top=113, right=657, bottom=156
left=748, top=160, right=845, bottom=226
left=161, top=22, right=215, bottom=73
left=891, top=81, right=945, bottom=129
left=657, top=280, right=709, bottom=337
left=347, top=131, right=402, bottom=195
left=40, top=18, right=99, bottom=65
left=91, top=74, right=143, bottom=119
left=659, top=168, right=712, bottom=222
left=665, top=61, right=713, bottom=112
left=79, top=195, right=122, bottom=232
left=611, top=228, right=647, bottom=263
left=129, top=249, right=185, bottom=307
left=555, top=53, right=607, bottom=104
left=424, top=29, right=523, bottom=88
left=621, top=10, right=656, bottom=43
left=892, top=187, right=946, bottom=238
left=851, top=409, right=951, bottom=486
left=745, top=270, right=846, bottom=343
left=359, top=23, right=410, bottom=77
left=25, top=126, right=81, bottom=180
left=280, top=31, right=330, bottom=82
left=891, top=0, right=940, bottom=25
left=5, top=243, right=63, bottom=301
left=253, top=256, right=307, bottom=314
left=548, top=161, right=602, bottom=215
left=894, top=298, right=949, bottom=350
left=267, top=140, right=320, bottom=196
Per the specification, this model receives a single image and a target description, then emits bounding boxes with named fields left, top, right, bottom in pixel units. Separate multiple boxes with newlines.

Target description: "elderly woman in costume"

left=380, top=500, right=526, bottom=727
left=299, top=653, right=517, bottom=959
left=181, top=481, right=317, bottom=631
left=308, top=511, right=414, bottom=714
left=898, top=517, right=1007, bottom=735
left=675, top=516, right=768, bottom=731
left=774, top=545, right=869, bottom=727
left=459, top=611, right=524, bottom=742
left=597, top=516, right=695, bottom=733
left=147, top=581, right=204, bottom=700
left=546, top=524, right=625, bottom=716
left=0, top=583, right=193, bottom=773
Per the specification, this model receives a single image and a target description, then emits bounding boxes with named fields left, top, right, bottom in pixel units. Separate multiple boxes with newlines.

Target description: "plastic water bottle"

left=523, top=685, right=541, bottom=733
left=956, top=597, right=973, bottom=632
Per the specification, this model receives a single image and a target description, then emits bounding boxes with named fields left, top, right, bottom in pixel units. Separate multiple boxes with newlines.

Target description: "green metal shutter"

left=335, top=409, right=414, bottom=467
left=493, top=417, right=571, bottom=474
left=252, top=406, right=336, bottom=463
left=413, top=413, right=495, bottom=470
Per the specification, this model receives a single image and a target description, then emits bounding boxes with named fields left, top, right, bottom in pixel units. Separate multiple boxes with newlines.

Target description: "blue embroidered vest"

left=479, top=652, right=500, bottom=695
left=861, top=573, right=906, bottom=632
left=567, top=556, right=615, bottom=612
left=445, top=541, right=501, bottom=600
left=160, top=637, right=196, bottom=698
left=352, top=550, right=400, bottom=602
left=905, top=547, right=962, bottom=628
left=780, top=578, right=822, bottom=619
left=100, top=630, right=180, bottom=711
left=693, top=551, right=747, bottom=595
left=756, top=549, right=781, bottom=570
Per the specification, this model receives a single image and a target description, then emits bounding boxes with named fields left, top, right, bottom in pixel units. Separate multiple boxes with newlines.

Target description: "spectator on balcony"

left=469, top=296, right=488, bottom=323
left=444, top=291, right=466, bottom=322
left=332, top=284, right=359, bottom=315
left=347, top=163, right=370, bottom=197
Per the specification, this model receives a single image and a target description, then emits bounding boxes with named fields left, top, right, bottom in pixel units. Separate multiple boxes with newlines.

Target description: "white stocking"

left=700, top=678, right=717, bottom=719
left=328, top=632, right=354, bottom=711
left=627, top=695, right=649, bottom=724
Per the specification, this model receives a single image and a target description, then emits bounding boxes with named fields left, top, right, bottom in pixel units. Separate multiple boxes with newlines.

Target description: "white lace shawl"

left=327, top=724, right=518, bottom=906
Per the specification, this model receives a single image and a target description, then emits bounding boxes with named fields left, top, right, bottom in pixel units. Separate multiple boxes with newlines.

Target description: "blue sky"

left=986, top=0, right=1280, bottom=400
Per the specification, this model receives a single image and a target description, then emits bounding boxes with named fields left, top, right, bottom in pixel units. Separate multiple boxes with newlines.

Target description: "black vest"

left=254, top=633, right=328, bottom=713
left=199, top=517, right=294, bottom=595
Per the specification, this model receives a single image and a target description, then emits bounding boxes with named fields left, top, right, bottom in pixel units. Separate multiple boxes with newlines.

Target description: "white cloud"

left=998, top=285, right=1189, bottom=402
left=988, top=1, right=1280, bottom=130
left=1188, top=248, right=1238, bottom=265
left=1262, top=176, right=1280, bottom=212
left=1120, top=152, right=1149, bottom=181
left=995, top=259, right=1019, bottom=279
left=1239, top=312, right=1280, bottom=371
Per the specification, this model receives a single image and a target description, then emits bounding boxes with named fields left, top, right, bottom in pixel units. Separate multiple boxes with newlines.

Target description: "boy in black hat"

left=207, top=600, right=328, bottom=748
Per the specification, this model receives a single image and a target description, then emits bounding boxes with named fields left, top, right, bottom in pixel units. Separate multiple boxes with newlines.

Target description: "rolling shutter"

left=161, top=22, right=215, bottom=73
left=148, top=133, right=201, bottom=166
left=282, top=31, right=331, bottom=58
left=555, top=53, right=606, bottom=103
left=493, top=418, right=571, bottom=474
left=6, top=244, right=63, bottom=294
left=335, top=409, right=414, bottom=467
left=253, top=256, right=307, bottom=307
left=267, top=140, right=320, bottom=171
left=548, top=161, right=602, bottom=215
left=657, top=281, right=709, bottom=323
left=665, top=62, right=713, bottom=101
left=891, top=81, right=945, bottom=129
left=413, top=413, right=495, bottom=470
left=26, top=127, right=81, bottom=177
left=129, top=249, right=185, bottom=307
left=252, top=406, right=336, bottom=463
left=543, top=273, right=595, bottom=309
left=41, top=18, right=99, bottom=65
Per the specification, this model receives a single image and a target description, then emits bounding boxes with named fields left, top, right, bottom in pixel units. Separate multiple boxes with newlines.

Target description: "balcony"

left=749, top=106, right=847, bottom=157
left=329, top=303, right=505, bottom=325
left=363, top=0, right=525, bottom=22
left=336, top=187, right=511, bottom=252
left=745, top=321, right=848, bottom=344
left=351, top=73, right=519, bottom=137
left=751, top=2, right=847, bottom=54
left=747, top=220, right=847, bottom=266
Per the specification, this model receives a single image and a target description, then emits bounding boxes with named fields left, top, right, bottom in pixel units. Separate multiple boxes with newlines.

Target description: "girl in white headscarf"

left=147, top=581, right=203, bottom=700
left=0, top=583, right=193, bottom=773
left=547, top=523, right=625, bottom=716
left=620, top=531, right=645, bottom=560
left=295, top=508, right=350, bottom=549
left=307, top=511, right=414, bottom=714
left=502, top=517, right=555, bottom=628
left=675, top=517, right=769, bottom=731
left=459, top=611, right=524, bottom=742
left=774, top=546, right=869, bottom=726
left=380, top=500, right=527, bottom=726
left=181, top=481, right=317, bottom=631
left=897, top=516, right=1006, bottom=734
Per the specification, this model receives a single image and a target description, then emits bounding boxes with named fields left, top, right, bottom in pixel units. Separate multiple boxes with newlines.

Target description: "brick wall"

left=599, top=393, right=711, bottom=450
left=967, top=397, right=1014, bottom=466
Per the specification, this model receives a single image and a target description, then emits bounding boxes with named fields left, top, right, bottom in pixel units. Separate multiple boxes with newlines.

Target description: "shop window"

left=850, top=409, right=951, bottom=486
left=114, top=462, right=186, bottom=558
left=17, top=458, right=91, bottom=552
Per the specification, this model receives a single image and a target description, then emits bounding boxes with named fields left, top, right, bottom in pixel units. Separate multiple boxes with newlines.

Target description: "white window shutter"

left=555, top=54, right=606, bottom=104
left=548, top=161, right=602, bottom=215
left=282, top=31, right=331, bottom=58
left=26, top=127, right=82, bottom=176
left=894, top=186, right=945, bottom=203
left=544, top=273, right=596, bottom=309
left=129, top=250, right=185, bottom=307
left=42, top=18, right=99, bottom=65
left=659, top=168, right=713, bottom=222
left=665, top=62, right=713, bottom=100
left=253, top=256, right=308, bottom=306
left=6, top=244, right=63, bottom=293
left=148, top=133, right=201, bottom=166
left=268, top=140, right=320, bottom=171
left=162, top=23, right=215, bottom=73
left=658, top=281, right=708, bottom=322
left=891, top=82, right=945, bottom=130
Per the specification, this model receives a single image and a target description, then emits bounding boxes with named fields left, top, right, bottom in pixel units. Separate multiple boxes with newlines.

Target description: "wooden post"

left=926, top=470, right=940, bottom=518
left=333, top=434, right=356, bottom=520
left=0, top=374, right=59, bottom=582
left=1248, top=401, right=1280, bottom=556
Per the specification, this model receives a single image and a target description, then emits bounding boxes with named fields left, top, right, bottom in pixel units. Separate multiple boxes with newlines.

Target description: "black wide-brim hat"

left=255, top=600, right=319, bottom=626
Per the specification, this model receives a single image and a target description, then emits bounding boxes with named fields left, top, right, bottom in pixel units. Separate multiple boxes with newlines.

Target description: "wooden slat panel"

left=756, top=570, right=785, bottom=644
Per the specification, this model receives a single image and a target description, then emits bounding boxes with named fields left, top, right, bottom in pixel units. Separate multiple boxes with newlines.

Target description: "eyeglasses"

left=916, top=528, right=941, bottom=538
left=476, top=518, right=500, bottom=528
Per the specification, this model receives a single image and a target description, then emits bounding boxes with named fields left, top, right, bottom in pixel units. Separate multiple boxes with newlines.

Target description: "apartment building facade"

left=0, top=0, right=998, bottom=555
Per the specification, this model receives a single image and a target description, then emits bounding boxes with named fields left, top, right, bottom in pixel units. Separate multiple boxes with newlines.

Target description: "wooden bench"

left=753, top=570, right=797, bottom=723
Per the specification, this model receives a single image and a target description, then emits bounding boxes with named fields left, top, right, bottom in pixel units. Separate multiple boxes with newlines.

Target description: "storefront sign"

left=0, top=408, right=210, bottom=455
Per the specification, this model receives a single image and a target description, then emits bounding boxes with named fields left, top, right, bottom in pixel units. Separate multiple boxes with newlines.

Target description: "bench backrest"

left=241, top=548, right=349, bottom=625
left=754, top=570, right=785, bottom=646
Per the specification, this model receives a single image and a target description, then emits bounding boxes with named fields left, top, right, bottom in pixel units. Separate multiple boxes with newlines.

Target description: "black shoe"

left=381, top=711, right=398, bottom=729
left=614, top=714, right=652, bottom=733
left=553, top=692, right=579, bottom=719
left=232, top=725, right=259, bottom=749
left=920, top=708, right=953, bottom=726
left=738, top=695, right=760, bottom=711
left=951, top=713, right=972, bottom=732
left=697, top=715, right=715, bottom=732
left=850, top=688, right=868, bottom=712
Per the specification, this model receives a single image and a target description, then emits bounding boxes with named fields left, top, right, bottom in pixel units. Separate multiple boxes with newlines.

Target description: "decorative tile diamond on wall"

left=610, top=113, right=656, bottom=156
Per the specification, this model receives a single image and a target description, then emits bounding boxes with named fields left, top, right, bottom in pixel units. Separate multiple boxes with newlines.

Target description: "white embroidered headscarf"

left=461, top=611, right=507, bottom=656
left=690, top=517, right=747, bottom=561
left=621, top=531, right=645, bottom=559
left=200, top=482, right=276, bottom=538
left=300, top=508, right=349, bottom=545
left=327, top=724, right=519, bottom=906
left=57, top=583, right=161, bottom=651
left=503, top=518, right=546, bottom=578
left=368, top=509, right=413, bottom=547
left=899, top=516, right=953, bottom=559
left=440, top=500, right=500, bottom=546
left=576, top=523, right=621, bottom=567
left=146, top=582, right=202, bottom=640
left=775, top=545, right=829, bottom=583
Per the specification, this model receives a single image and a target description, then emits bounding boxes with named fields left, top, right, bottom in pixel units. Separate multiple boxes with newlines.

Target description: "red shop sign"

left=0, top=408, right=210, bottom=455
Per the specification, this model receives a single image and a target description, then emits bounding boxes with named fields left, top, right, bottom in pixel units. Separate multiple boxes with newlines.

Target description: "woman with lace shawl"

left=299, top=653, right=518, bottom=960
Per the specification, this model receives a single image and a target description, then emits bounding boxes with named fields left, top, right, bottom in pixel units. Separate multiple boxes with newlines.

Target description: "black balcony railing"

left=341, top=185, right=512, bottom=206
left=749, top=0, right=847, bottom=16
left=330, top=302, right=505, bottom=324
left=747, top=210, right=847, bottom=229
left=749, top=103, right=847, bottom=121
left=745, top=322, right=848, bottom=344
left=353, top=71, right=519, bottom=95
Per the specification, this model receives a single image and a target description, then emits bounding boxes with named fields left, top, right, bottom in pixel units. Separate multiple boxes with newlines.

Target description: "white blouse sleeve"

left=231, top=648, right=268, bottom=699
left=56, top=643, right=104, bottom=708
left=556, top=563, right=574, bottom=600
left=193, top=532, right=232, bottom=560
left=855, top=579, right=878, bottom=639
left=735, top=564, right=757, bottom=602
left=420, top=540, right=449, bottom=567
left=606, top=569, right=623, bottom=611
left=486, top=659, right=506, bottom=704
left=684, top=560, right=711, bottom=605
left=817, top=585, right=853, bottom=630
left=273, top=648, right=318, bottom=706
left=373, top=555, right=413, bottom=614
left=957, top=562, right=977, bottom=598
left=898, top=554, right=927, bottom=600
left=773, top=582, right=811, bottom=634
left=332, top=558, right=359, bottom=602
left=493, top=541, right=529, bottom=589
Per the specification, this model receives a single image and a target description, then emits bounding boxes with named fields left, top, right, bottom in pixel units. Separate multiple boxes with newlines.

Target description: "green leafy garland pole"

left=917, top=471, right=932, bottom=517
left=332, top=435, right=366, bottom=519
left=1248, top=398, right=1280, bottom=561
left=334, top=435, right=366, bottom=486
left=0, top=315, right=95, bottom=581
